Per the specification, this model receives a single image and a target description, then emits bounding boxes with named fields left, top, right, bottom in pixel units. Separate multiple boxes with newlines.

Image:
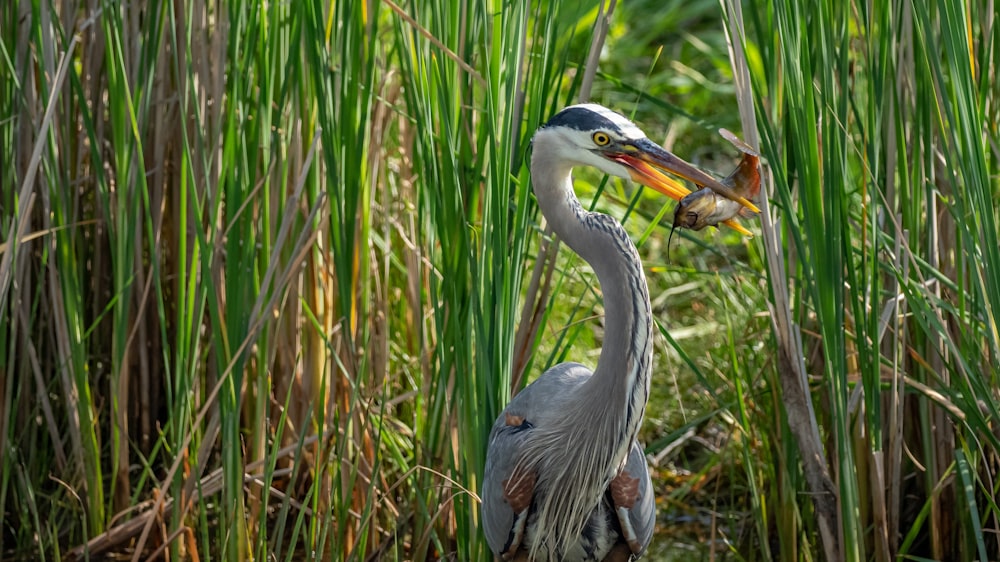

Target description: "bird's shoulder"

left=489, top=362, right=593, bottom=437
left=507, top=361, right=592, bottom=408
left=529, top=360, right=594, bottom=388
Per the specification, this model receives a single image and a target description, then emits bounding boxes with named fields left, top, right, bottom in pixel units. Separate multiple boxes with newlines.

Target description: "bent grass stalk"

left=736, top=0, right=1000, bottom=559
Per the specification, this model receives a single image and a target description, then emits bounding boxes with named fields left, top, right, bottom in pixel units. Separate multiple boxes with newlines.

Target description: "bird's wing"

left=482, top=410, right=536, bottom=557
left=610, top=441, right=656, bottom=555
left=481, top=362, right=594, bottom=557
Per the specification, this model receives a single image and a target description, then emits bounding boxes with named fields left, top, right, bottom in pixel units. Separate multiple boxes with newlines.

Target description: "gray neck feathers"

left=524, top=154, right=653, bottom=557
left=531, top=159, right=653, bottom=416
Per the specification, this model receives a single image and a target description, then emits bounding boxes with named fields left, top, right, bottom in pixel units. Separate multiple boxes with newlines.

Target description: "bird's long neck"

left=533, top=164, right=653, bottom=447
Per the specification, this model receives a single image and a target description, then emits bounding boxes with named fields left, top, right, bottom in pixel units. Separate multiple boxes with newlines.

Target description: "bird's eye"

left=592, top=131, right=611, bottom=146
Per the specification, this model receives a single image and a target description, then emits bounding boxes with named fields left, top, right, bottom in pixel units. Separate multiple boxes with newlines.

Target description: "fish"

left=667, top=129, right=761, bottom=256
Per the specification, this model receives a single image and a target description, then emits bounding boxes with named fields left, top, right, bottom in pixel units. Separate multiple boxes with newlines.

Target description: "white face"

left=531, top=104, right=649, bottom=180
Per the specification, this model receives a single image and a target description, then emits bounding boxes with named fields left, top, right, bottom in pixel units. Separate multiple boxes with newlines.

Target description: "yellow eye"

left=592, top=131, right=611, bottom=146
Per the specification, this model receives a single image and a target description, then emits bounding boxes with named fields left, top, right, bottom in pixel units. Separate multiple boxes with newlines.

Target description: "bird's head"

left=532, top=104, right=759, bottom=212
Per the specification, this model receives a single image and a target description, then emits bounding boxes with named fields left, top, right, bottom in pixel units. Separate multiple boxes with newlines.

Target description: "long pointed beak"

left=608, top=138, right=761, bottom=214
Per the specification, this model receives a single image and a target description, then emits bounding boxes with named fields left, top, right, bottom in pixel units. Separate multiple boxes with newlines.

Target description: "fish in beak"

left=603, top=136, right=761, bottom=215
left=670, top=129, right=761, bottom=237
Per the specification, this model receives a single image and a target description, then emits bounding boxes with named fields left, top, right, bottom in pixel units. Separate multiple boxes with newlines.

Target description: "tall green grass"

left=0, top=0, right=610, bottom=559
left=3, top=0, right=999, bottom=560
left=724, top=0, right=1000, bottom=559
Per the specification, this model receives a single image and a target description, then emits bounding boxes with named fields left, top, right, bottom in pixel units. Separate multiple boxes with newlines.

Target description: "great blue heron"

left=481, top=104, right=757, bottom=561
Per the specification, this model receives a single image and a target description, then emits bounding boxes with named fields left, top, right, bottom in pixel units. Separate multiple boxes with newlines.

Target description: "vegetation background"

left=2, top=0, right=999, bottom=560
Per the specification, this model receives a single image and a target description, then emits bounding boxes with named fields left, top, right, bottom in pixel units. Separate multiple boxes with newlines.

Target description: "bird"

left=481, top=104, right=758, bottom=561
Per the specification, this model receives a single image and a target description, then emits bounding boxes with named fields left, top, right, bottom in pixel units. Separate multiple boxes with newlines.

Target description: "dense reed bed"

left=1, top=0, right=998, bottom=560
